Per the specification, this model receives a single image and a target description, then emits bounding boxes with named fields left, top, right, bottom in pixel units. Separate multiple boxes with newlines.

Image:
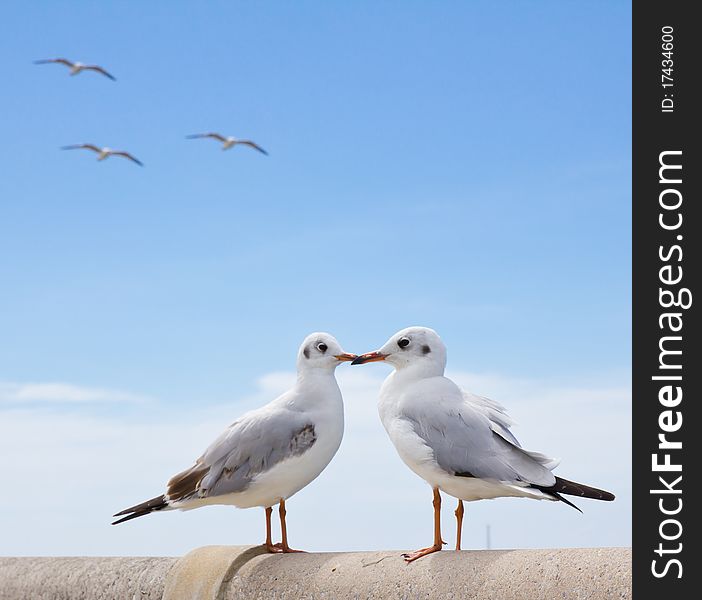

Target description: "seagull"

left=34, top=58, right=116, bottom=80
left=61, top=144, right=143, bottom=166
left=352, top=326, right=615, bottom=562
left=113, top=333, right=356, bottom=554
left=186, top=133, right=268, bottom=155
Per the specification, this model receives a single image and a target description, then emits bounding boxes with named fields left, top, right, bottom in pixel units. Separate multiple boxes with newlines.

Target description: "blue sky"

left=0, top=1, right=631, bottom=555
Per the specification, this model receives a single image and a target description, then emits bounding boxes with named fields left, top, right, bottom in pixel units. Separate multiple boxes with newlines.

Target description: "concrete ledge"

left=0, top=547, right=631, bottom=600
left=0, top=556, right=178, bottom=600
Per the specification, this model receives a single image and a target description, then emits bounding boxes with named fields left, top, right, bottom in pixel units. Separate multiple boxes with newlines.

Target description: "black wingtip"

left=551, top=491, right=583, bottom=513
left=111, top=512, right=144, bottom=525
left=112, top=494, right=167, bottom=524
left=552, top=476, right=615, bottom=502
left=534, top=476, right=615, bottom=507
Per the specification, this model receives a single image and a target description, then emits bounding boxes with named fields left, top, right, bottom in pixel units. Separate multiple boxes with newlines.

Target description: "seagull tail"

left=533, top=476, right=615, bottom=512
left=112, top=494, right=168, bottom=525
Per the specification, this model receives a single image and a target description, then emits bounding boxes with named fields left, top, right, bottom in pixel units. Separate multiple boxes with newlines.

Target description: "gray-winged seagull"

left=186, top=132, right=268, bottom=155
left=113, top=333, right=356, bottom=553
left=61, top=144, right=143, bottom=166
left=34, top=58, right=116, bottom=80
left=352, top=326, right=615, bottom=562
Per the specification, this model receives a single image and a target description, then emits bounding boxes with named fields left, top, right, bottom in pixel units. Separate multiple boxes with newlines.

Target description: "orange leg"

left=269, top=499, right=305, bottom=553
left=455, top=499, right=464, bottom=551
left=264, top=506, right=279, bottom=553
left=403, top=488, right=446, bottom=563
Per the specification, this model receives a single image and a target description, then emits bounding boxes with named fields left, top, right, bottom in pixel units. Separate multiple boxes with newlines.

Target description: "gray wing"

left=403, top=379, right=556, bottom=487
left=85, top=65, right=116, bottom=80
left=186, top=132, right=227, bottom=142
left=462, top=390, right=561, bottom=470
left=34, top=58, right=73, bottom=67
left=239, top=140, right=268, bottom=155
left=166, top=404, right=316, bottom=503
left=61, top=143, right=101, bottom=153
left=462, top=390, right=520, bottom=445
left=111, top=151, right=143, bottom=166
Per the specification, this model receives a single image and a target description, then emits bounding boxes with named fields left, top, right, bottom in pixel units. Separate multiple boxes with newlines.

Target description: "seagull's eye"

left=316, top=342, right=328, bottom=353
left=398, top=337, right=411, bottom=349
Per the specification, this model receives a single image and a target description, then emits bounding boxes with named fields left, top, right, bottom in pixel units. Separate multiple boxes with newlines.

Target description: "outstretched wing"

left=186, top=132, right=227, bottom=143
left=111, top=151, right=143, bottom=166
left=401, top=378, right=557, bottom=487
left=34, top=58, right=73, bottom=67
left=165, top=404, right=317, bottom=504
left=239, top=140, right=268, bottom=155
left=85, top=65, right=116, bottom=80
left=61, top=143, right=101, bottom=153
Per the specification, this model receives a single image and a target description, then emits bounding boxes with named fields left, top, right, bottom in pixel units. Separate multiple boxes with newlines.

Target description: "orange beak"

left=334, top=353, right=358, bottom=362
left=351, top=351, right=388, bottom=365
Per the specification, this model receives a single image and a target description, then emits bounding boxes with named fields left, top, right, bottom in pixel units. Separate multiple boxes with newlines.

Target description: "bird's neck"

left=295, top=367, right=338, bottom=387
left=290, top=368, right=342, bottom=412
left=392, top=360, right=445, bottom=382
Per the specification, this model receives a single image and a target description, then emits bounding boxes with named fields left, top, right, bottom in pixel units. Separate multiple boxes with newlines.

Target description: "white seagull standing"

left=113, top=333, right=356, bottom=553
left=61, top=144, right=143, bottom=166
left=352, top=326, right=614, bottom=562
left=186, top=132, right=268, bottom=155
left=34, top=58, right=116, bottom=80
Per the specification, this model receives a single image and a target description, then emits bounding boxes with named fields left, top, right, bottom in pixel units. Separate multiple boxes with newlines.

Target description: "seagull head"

left=297, top=332, right=357, bottom=372
left=351, top=326, right=447, bottom=373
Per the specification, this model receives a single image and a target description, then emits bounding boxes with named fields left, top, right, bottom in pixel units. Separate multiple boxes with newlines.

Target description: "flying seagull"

left=352, top=326, right=615, bottom=562
left=61, top=144, right=143, bottom=166
left=34, top=58, right=116, bottom=81
left=186, top=132, right=268, bottom=155
left=113, top=333, right=356, bottom=554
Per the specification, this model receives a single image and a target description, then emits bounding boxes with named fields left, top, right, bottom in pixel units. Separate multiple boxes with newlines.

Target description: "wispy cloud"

left=0, top=381, right=153, bottom=405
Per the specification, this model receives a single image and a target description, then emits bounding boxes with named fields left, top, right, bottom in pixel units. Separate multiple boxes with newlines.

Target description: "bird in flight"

left=186, top=132, right=268, bottom=155
left=34, top=58, right=116, bottom=81
left=112, top=333, right=356, bottom=554
left=61, top=144, right=143, bottom=166
left=352, top=326, right=615, bottom=562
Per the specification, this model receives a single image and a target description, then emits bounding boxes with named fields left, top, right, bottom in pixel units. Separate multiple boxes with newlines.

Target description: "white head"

left=351, top=326, right=447, bottom=375
left=296, top=332, right=357, bottom=372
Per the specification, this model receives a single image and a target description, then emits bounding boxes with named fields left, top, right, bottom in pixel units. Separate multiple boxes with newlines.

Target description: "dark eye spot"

left=317, top=342, right=328, bottom=353
left=398, top=337, right=410, bottom=349
left=422, top=345, right=431, bottom=355
left=303, top=348, right=310, bottom=359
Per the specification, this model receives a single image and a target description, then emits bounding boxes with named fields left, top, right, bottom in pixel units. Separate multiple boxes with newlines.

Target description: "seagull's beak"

left=334, top=353, right=358, bottom=362
left=351, top=351, right=387, bottom=365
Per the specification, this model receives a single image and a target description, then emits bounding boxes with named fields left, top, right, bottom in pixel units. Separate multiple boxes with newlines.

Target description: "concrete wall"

left=0, top=546, right=631, bottom=599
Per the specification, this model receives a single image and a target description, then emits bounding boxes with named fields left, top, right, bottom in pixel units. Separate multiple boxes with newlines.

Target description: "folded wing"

left=166, top=404, right=317, bottom=504
left=402, top=380, right=557, bottom=487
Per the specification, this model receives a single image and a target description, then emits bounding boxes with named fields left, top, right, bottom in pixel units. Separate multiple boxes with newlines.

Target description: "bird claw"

left=402, top=544, right=443, bottom=563
left=266, top=542, right=306, bottom=554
